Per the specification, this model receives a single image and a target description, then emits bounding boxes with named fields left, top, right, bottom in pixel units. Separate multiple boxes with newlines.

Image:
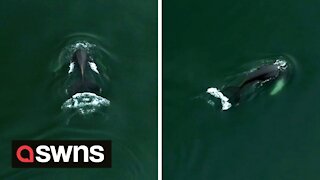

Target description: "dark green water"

left=164, top=1, right=320, bottom=180
left=0, top=0, right=157, bottom=179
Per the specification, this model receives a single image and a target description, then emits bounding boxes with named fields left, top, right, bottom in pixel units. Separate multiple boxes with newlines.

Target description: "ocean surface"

left=0, top=0, right=157, bottom=179
left=164, top=0, right=320, bottom=180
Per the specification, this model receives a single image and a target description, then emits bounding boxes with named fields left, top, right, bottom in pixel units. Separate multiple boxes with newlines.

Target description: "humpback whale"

left=205, top=58, right=291, bottom=111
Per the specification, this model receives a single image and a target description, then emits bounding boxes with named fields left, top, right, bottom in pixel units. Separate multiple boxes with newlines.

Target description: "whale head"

left=66, top=47, right=102, bottom=96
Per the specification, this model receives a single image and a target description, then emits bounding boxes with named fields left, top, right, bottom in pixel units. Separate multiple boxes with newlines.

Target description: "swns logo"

left=12, top=140, right=111, bottom=168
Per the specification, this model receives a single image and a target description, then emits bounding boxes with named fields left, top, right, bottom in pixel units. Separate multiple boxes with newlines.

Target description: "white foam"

left=206, top=87, right=232, bottom=110
left=61, top=92, right=110, bottom=114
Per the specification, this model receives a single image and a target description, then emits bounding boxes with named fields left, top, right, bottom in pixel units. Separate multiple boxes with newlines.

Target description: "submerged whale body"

left=204, top=57, right=292, bottom=111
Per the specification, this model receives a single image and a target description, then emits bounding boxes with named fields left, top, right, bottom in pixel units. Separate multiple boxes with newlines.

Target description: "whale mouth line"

left=61, top=92, right=110, bottom=114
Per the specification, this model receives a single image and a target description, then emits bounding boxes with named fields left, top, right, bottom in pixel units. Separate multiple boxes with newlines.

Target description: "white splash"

left=61, top=92, right=110, bottom=114
left=206, top=87, right=232, bottom=110
left=68, top=62, right=75, bottom=73
left=88, top=62, right=99, bottom=74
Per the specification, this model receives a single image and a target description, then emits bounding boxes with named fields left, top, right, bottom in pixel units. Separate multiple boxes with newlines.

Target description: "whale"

left=205, top=58, right=290, bottom=110
left=221, top=61, right=287, bottom=104
left=66, top=47, right=102, bottom=96
left=49, top=40, right=112, bottom=119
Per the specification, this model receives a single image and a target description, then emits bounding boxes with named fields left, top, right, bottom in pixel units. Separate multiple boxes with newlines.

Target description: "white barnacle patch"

left=68, top=62, right=75, bottom=74
left=71, top=41, right=96, bottom=50
left=206, top=87, right=232, bottom=111
left=274, top=59, right=287, bottom=70
left=61, top=92, right=110, bottom=114
left=88, top=62, right=99, bottom=74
